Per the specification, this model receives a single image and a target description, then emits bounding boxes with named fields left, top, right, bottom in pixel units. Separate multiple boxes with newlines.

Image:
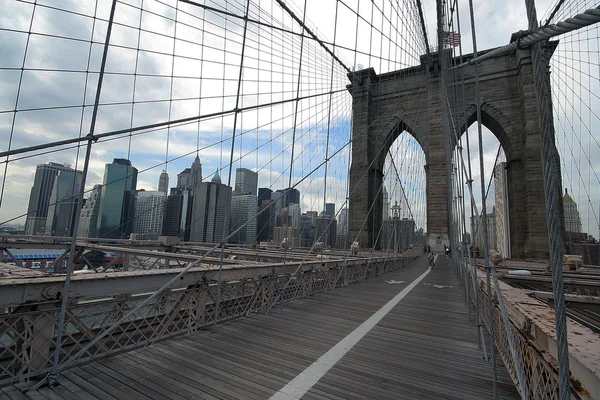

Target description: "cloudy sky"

left=1, top=0, right=598, bottom=239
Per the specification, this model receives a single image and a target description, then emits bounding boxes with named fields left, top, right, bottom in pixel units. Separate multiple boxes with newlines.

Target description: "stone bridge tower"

left=347, top=39, right=564, bottom=259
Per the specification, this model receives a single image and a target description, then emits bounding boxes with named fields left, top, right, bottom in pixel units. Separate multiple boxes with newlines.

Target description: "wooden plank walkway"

left=2, top=255, right=519, bottom=399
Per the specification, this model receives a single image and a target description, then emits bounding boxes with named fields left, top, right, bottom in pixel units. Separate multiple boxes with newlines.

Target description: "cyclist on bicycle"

left=428, top=252, right=435, bottom=268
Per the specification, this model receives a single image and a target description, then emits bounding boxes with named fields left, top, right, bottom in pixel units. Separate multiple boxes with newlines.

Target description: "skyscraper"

left=230, top=194, right=257, bottom=244
left=158, top=170, right=169, bottom=195
left=256, top=199, right=274, bottom=242
left=300, top=213, right=315, bottom=247
left=275, top=188, right=300, bottom=208
left=78, top=185, right=102, bottom=238
left=398, top=218, right=416, bottom=251
left=471, top=212, right=497, bottom=250
left=315, top=215, right=337, bottom=248
left=338, top=208, right=348, bottom=235
left=234, top=168, right=258, bottom=196
left=190, top=155, right=202, bottom=188
left=132, top=190, right=165, bottom=240
left=162, top=187, right=193, bottom=240
left=45, top=169, right=83, bottom=236
left=305, top=211, right=318, bottom=227
left=189, top=170, right=232, bottom=243
left=258, top=188, right=272, bottom=207
left=564, top=188, right=582, bottom=233
left=25, top=162, right=78, bottom=235
left=270, top=191, right=284, bottom=224
left=382, top=186, right=389, bottom=221
left=177, top=168, right=191, bottom=188
left=282, top=203, right=301, bottom=228
left=98, top=158, right=138, bottom=239
left=325, top=203, right=335, bottom=218
left=230, top=168, right=258, bottom=244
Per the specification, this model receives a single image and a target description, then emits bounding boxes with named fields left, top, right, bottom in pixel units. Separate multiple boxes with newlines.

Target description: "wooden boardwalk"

left=2, top=255, right=519, bottom=399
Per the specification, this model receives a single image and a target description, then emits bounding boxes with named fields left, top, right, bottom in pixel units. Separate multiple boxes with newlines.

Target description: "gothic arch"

left=456, top=103, right=518, bottom=161
left=347, top=46, right=560, bottom=257
left=376, top=114, right=426, bottom=171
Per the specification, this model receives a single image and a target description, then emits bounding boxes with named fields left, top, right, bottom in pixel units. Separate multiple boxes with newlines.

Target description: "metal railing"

left=465, top=268, right=571, bottom=399
left=0, top=251, right=418, bottom=387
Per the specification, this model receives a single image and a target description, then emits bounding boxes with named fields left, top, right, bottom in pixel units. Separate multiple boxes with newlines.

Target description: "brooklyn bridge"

left=0, top=0, right=599, bottom=398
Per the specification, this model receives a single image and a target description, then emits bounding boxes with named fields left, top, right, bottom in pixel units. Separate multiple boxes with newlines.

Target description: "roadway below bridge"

left=3, top=256, right=518, bottom=400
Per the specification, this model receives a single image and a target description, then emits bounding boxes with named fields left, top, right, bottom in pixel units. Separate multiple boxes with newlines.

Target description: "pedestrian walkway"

left=2, top=255, right=518, bottom=399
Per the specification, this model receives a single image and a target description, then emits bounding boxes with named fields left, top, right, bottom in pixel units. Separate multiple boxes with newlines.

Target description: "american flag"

left=443, top=31, right=461, bottom=47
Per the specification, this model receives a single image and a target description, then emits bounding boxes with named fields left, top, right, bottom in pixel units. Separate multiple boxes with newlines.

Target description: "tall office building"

left=230, top=168, right=258, bottom=244
left=381, top=217, right=415, bottom=251
left=270, top=191, right=284, bottom=223
left=275, top=188, right=300, bottom=208
left=189, top=170, right=232, bottom=243
left=338, top=208, right=348, bottom=235
left=471, top=212, right=497, bottom=250
left=315, top=215, right=337, bottom=248
left=300, top=213, right=315, bottom=247
left=45, top=169, right=83, bottom=236
left=258, top=188, right=272, bottom=207
left=494, top=162, right=510, bottom=258
left=190, top=155, right=202, bottom=188
left=177, top=168, right=191, bottom=188
left=132, top=190, right=165, bottom=240
left=234, top=168, right=258, bottom=196
left=398, top=218, right=415, bottom=251
left=563, top=188, right=582, bottom=233
left=25, top=162, right=78, bottom=235
left=230, top=194, right=257, bottom=244
left=98, top=158, right=138, bottom=239
left=158, top=170, right=169, bottom=195
left=256, top=199, right=274, bottom=242
left=174, top=155, right=201, bottom=210
left=162, top=187, right=193, bottom=240
left=382, top=186, right=389, bottom=221
left=305, top=211, right=318, bottom=227
left=325, top=203, right=335, bottom=218
left=281, top=203, right=301, bottom=228
left=78, top=185, right=102, bottom=238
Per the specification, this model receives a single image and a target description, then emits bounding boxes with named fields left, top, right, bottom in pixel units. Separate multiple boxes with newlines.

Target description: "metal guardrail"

left=0, top=252, right=418, bottom=387
left=466, top=270, right=575, bottom=399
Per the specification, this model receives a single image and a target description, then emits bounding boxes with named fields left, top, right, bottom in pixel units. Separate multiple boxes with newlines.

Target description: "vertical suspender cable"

left=467, top=0, right=530, bottom=396
left=44, top=0, right=119, bottom=389
left=524, top=0, right=571, bottom=398
left=215, top=0, right=252, bottom=326
left=323, top=0, right=340, bottom=217
left=465, top=0, right=499, bottom=396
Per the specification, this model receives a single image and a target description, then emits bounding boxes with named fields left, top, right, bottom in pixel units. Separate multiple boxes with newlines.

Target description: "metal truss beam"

left=0, top=257, right=390, bottom=306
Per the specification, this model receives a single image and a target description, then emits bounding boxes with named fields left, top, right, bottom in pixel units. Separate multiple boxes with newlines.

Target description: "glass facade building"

left=25, top=162, right=78, bottom=235
left=45, top=169, right=83, bottom=236
left=98, top=159, right=138, bottom=239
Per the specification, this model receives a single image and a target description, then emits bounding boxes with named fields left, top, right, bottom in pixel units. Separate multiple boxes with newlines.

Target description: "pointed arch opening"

left=379, top=124, right=427, bottom=251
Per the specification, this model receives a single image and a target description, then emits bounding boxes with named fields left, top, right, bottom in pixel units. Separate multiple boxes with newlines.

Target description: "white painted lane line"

left=269, top=267, right=431, bottom=400
left=385, top=280, right=404, bottom=284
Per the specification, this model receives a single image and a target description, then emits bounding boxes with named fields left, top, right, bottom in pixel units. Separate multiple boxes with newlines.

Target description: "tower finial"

left=212, top=168, right=221, bottom=183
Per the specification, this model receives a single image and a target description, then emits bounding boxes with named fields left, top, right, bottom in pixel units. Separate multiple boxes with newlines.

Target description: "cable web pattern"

left=0, top=0, right=430, bottom=389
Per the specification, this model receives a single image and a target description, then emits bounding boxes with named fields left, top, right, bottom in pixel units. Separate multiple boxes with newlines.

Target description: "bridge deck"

left=3, top=256, right=518, bottom=400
